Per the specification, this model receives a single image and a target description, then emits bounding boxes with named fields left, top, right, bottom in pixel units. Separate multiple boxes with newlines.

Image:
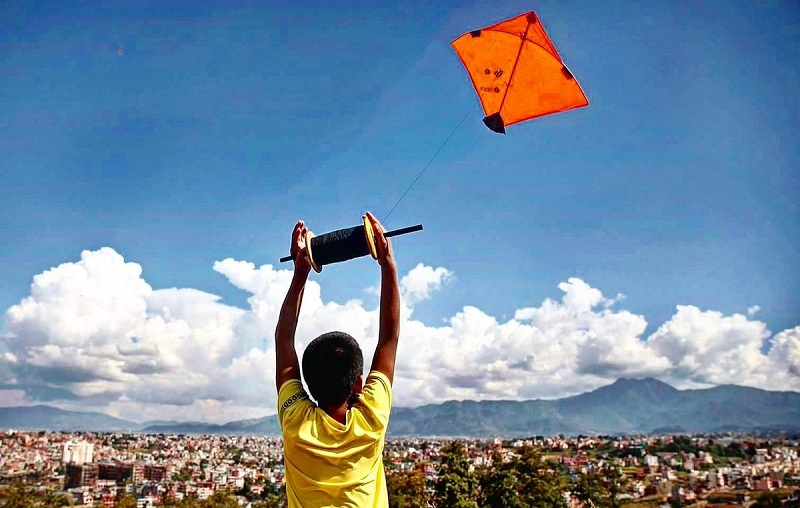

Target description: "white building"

left=229, top=476, right=245, bottom=490
left=196, top=486, right=213, bottom=501
left=62, top=440, right=94, bottom=465
left=136, top=496, right=157, bottom=508
left=708, top=471, right=725, bottom=488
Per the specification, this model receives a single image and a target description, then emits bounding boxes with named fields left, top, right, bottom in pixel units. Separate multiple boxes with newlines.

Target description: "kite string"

left=383, top=102, right=479, bottom=223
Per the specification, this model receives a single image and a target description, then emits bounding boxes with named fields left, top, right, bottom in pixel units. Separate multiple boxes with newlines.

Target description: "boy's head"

left=302, top=331, right=363, bottom=408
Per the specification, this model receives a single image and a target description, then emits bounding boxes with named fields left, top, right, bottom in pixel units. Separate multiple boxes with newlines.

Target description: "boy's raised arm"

left=366, top=212, right=400, bottom=385
left=275, top=220, right=312, bottom=390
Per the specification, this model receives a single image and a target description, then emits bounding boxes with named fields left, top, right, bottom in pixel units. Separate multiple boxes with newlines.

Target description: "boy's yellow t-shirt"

left=278, top=371, right=392, bottom=508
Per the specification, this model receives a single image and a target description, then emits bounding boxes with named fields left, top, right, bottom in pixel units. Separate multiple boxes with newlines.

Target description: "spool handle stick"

left=279, top=224, right=423, bottom=263
left=383, top=224, right=424, bottom=238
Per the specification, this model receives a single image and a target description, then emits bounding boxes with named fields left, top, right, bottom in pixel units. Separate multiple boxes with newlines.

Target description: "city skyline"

left=2, top=430, right=798, bottom=507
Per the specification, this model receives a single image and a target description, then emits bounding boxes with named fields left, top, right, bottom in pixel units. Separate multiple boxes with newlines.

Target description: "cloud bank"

left=1, top=248, right=798, bottom=423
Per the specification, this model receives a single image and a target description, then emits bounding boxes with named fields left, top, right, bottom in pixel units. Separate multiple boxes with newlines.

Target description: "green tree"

left=724, top=442, right=746, bottom=458
left=478, top=457, right=525, bottom=508
left=175, top=465, right=193, bottom=482
left=42, top=491, right=73, bottom=507
left=202, top=492, right=240, bottom=508
left=434, top=441, right=478, bottom=508
left=511, top=447, right=567, bottom=508
left=604, top=466, right=624, bottom=508
left=116, top=494, right=137, bottom=508
left=387, top=469, right=428, bottom=508
left=256, top=483, right=287, bottom=508
left=753, top=491, right=784, bottom=508
left=477, top=447, right=568, bottom=508
left=0, top=482, right=36, bottom=508
left=181, top=495, right=204, bottom=508
left=572, top=472, right=611, bottom=508
left=253, top=496, right=286, bottom=508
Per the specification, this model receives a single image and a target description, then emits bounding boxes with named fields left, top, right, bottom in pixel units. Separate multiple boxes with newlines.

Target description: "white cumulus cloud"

left=1, top=247, right=798, bottom=423
left=400, top=263, right=453, bottom=305
left=647, top=306, right=772, bottom=387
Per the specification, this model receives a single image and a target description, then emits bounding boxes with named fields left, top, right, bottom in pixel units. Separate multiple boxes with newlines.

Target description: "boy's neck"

left=322, top=402, right=349, bottom=425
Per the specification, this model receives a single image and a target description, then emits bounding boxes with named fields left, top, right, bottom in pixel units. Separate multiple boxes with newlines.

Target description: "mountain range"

left=3, top=378, right=799, bottom=437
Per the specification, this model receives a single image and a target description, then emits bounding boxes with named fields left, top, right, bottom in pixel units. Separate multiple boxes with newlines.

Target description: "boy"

left=275, top=211, right=400, bottom=507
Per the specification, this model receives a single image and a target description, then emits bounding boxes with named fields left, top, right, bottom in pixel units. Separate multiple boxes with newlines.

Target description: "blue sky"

left=1, top=0, right=798, bottom=420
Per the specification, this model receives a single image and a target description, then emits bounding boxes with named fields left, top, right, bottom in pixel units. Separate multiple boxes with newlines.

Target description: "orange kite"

left=451, top=11, right=588, bottom=134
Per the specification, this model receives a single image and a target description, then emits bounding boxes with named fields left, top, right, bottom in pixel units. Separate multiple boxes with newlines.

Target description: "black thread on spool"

left=279, top=224, right=423, bottom=264
left=310, top=226, right=370, bottom=267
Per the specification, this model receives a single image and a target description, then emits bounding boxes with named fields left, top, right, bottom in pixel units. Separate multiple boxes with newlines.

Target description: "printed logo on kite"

left=451, top=11, right=589, bottom=134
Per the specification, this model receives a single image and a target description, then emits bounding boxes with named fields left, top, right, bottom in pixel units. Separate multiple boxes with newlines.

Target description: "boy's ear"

left=348, top=375, right=364, bottom=406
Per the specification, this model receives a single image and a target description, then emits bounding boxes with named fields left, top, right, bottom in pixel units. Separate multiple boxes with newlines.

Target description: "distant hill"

left=142, top=416, right=280, bottom=435
left=2, top=379, right=799, bottom=437
left=0, top=405, right=139, bottom=432
left=388, top=378, right=800, bottom=436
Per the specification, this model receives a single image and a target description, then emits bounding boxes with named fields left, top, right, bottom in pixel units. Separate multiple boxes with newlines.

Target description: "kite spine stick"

left=497, top=22, right=532, bottom=114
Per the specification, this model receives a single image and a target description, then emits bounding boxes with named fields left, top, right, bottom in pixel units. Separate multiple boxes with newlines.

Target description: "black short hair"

left=302, top=331, right=363, bottom=408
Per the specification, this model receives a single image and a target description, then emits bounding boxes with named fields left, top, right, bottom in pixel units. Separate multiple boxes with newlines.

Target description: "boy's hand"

left=365, top=211, right=395, bottom=269
left=291, top=220, right=312, bottom=276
